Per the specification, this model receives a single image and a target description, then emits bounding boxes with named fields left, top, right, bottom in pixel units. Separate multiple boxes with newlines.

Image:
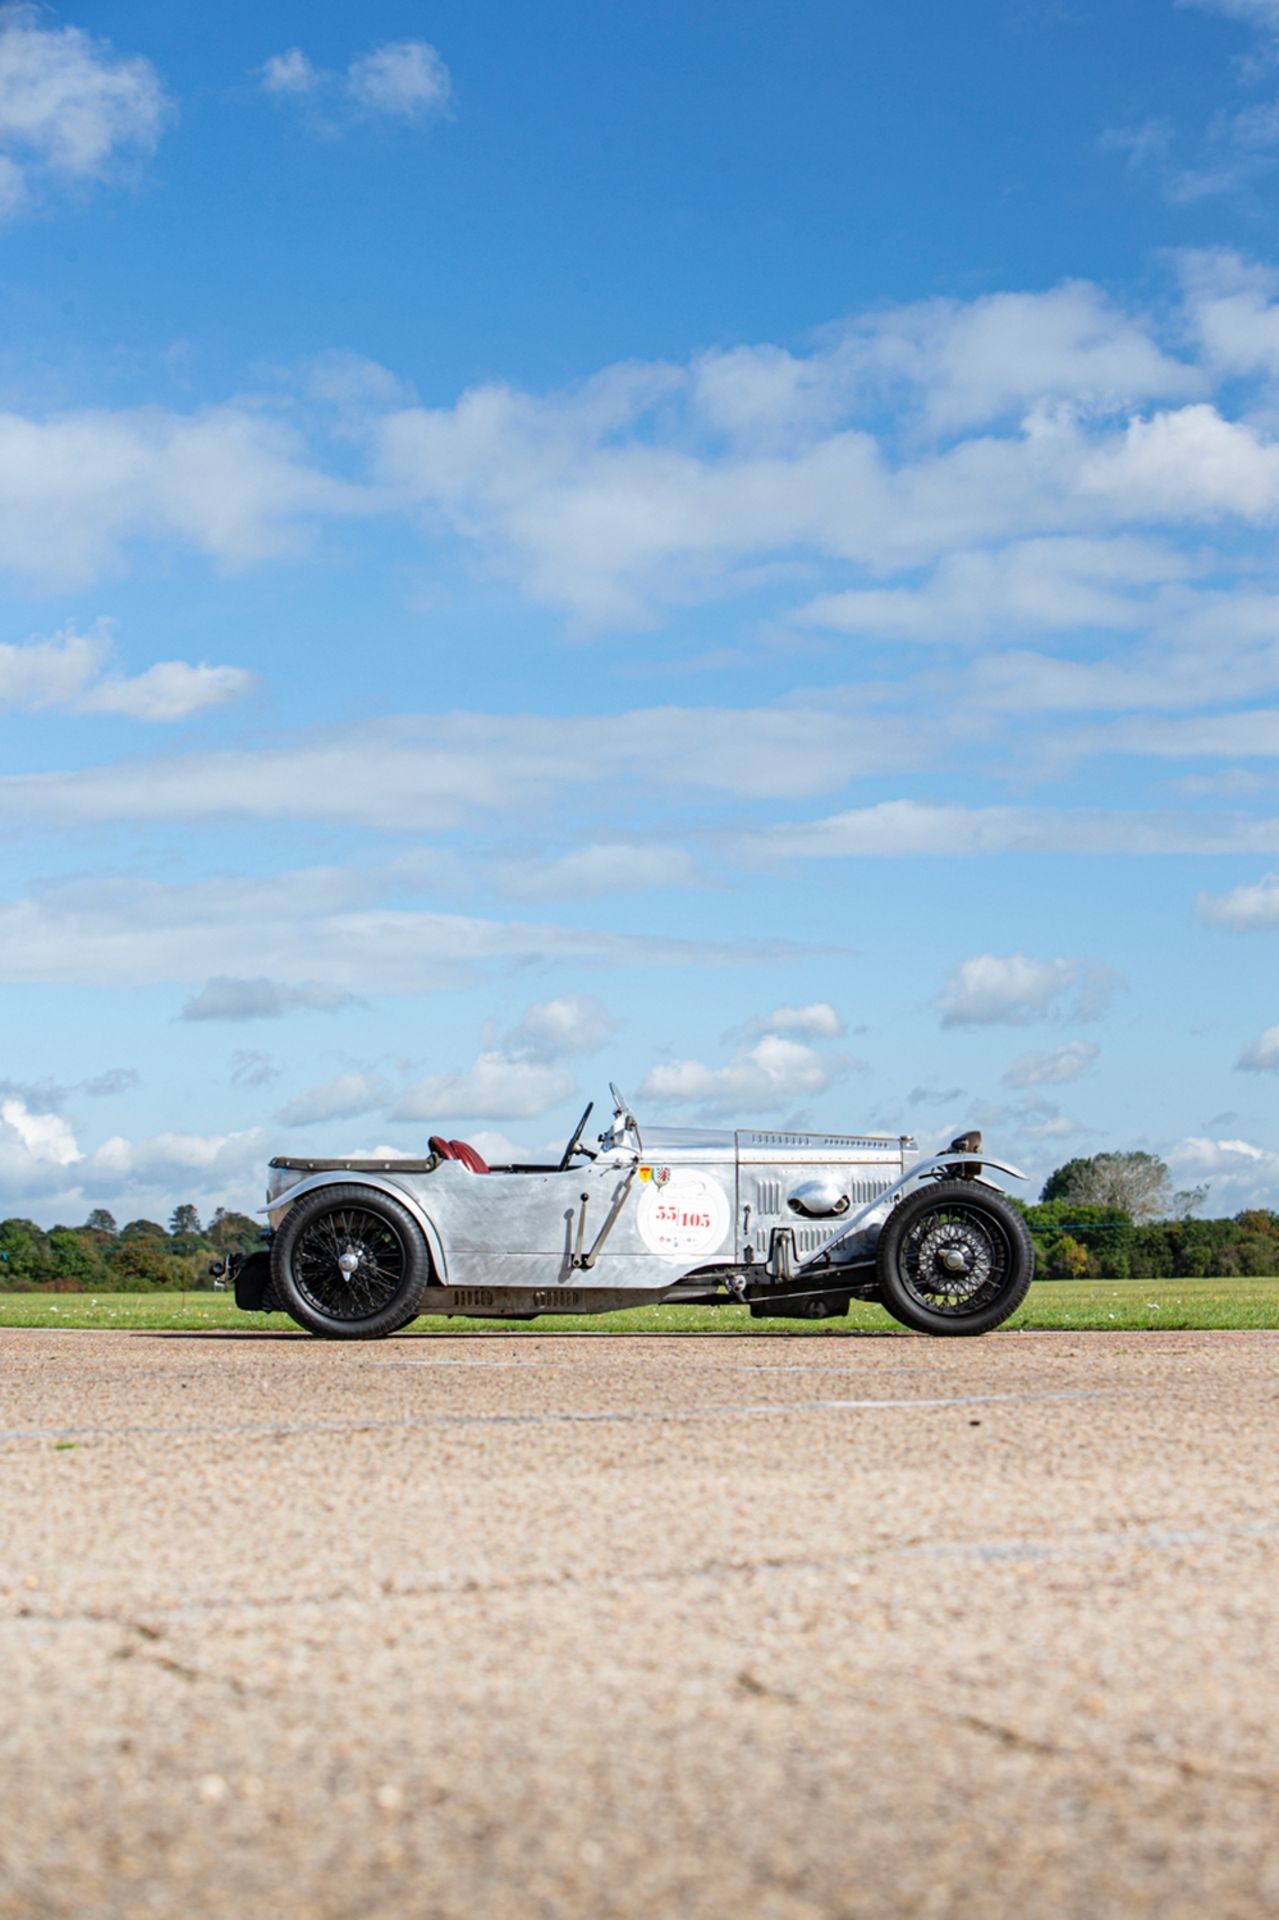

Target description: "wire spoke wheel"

left=272, top=1185, right=432, bottom=1338
left=899, top=1202, right=1010, bottom=1316
left=875, top=1180, right=1034, bottom=1336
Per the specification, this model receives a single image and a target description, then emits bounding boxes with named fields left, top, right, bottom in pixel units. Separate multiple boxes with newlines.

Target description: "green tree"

left=83, top=1208, right=117, bottom=1235
left=169, top=1203, right=202, bottom=1238
left=46, top=1228, right=108, bottom=1290
left=110, top=1239, right=176, bottom=1290
left=0, top=1218, right=54, bottom=1287
left=121, top=1218, right=168, bottom=1240
left=207, top=1208, right=260, bottom=1254
left=1041, top=1152, right=1206, bottom=1223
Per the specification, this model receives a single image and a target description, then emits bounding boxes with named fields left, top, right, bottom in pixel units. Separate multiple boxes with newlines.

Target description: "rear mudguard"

left=264, top=1170, right=448, bottom=1282
left=231, top=1249, right=273, bottom=1311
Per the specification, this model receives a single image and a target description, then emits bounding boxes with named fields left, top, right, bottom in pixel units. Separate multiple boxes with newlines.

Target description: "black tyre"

left=875, top=1181, right=1034, bottom=1336
left=271, top=1184, right=432, bottom=1339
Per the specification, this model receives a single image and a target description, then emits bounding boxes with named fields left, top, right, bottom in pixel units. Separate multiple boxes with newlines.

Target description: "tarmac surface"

left=1, top=1324, right=1277, bottom=1920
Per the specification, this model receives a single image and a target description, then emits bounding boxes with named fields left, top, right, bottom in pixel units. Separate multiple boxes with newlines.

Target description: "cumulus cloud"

left=0, top=6, right=170, bottom=218
left=0, top=1094, right=267, bottom=1220
left=503, top=994, right=620, bottom=1061
left=347, top=41, right=451, bottom=118
left=1167, top=1133, right=1279, bottom=1211
left=259, top=38, right=451, bottom=126
left=277, top=1070, right=393, bottom=1128
left=749, top=1002, right=845, bottom=1039
left=368, top=282, right=1218, bottom=626
left=0, top=1095, right=78, bottom=1170
left=1002, top=1040, right=1100, bottom=1088
left=385, top=996, right=619, bottom=1130
left=1197, top=872, right=1279, bottom=928
left=1237, top=1025, right=1279, bottom=1069
left=639, top=1033, right=842, bottom=1119
left=0, top=619, right=253, bottom=721
left=180, top=977, right=360, bottom=1022
left=0, top=404, right=368, bottom=590
left=393, top=1053, right=576, bottom=1124
left=259, top=48, right=321, bottom=97
left=935, top=953, right=1121, bottom=1027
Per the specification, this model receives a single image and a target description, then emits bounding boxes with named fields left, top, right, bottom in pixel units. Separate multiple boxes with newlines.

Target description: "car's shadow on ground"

left=135, top=1326, right=906, bottom=1341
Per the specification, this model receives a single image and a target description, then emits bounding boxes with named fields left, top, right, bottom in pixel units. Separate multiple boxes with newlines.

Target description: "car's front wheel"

left=271, top=1185, right=431, bottom=1339
left=875, top=1181, right=1033, bottom=1336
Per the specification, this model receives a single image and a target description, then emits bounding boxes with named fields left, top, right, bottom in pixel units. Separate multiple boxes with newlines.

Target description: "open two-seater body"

left=228, top=1089, right=1035, bottom=1338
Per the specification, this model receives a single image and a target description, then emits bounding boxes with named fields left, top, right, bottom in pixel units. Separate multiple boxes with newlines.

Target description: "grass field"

left=0, top=1276, right=1276, bottom=1333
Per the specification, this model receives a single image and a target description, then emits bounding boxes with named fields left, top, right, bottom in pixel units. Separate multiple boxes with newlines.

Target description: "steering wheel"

left=558, top=1101, right=596, bottom=1170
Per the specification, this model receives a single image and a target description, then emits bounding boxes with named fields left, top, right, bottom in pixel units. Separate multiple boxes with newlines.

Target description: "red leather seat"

left=449, top=1139, right=490, bottom=1174
left=429, top=1136, right=489, bottom=1173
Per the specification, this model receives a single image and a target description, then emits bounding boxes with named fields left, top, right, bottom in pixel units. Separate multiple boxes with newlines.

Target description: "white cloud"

left=370, top=286, right=1211, bottom=626
left=1167, top=1133, right=1279, bottom=1212
left=1002, top=1040, right=1100, bottom=1088
left=393, top=1053, right=576, bottom=1124
left=0, top=863, right=762, bottom=1000
left=82, top=658, right=254, bottom=722
left=503, top=994, right=620, bottom=1061
left=259, top=38, right=451, bottom=125
left=0, top=404, right=368, bottom=589
left=0, top=1095, right=78, bottom=1168
left=259, top=48, right=321, bottom=97
left=0, top=6, right=170, bottom=217
left=501, top=842, right=702, bottom=900
left=639, top=1034, right=844, bottom=1118
left=799, top=535, right=1188, bottom=644
left=1197, top=872, right=1279, bottom=927
left=743, top=799, right=1279, bottom=861
left=0, top=705, right=926, bottom=832
left=936, top=953, right=1121, bottom=1027
left=752, top=1002, right=845, bottom=1039
left=86, top=1125, right=266, bottom=1192
left=0, top=619, right=253, bottom=721
left=347, top=41, right=451, bottom=119
left=386, top=994, right=618, bottom=1126
left=1237, top=1025, right=1279, bottom=1069
left=1080, top=404, right=1279, bottom=518
left=277, top=1070, right=392, bottom=1128
left=0, top=1095, right=268, bottom=1221
left=180, top=977, right=361, bottom=1021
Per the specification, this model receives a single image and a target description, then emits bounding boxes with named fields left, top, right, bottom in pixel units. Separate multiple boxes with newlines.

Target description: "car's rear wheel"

left=876, top=1181, right=1033, bottom=1336
left=271, top=1185, right=431, bottom=1339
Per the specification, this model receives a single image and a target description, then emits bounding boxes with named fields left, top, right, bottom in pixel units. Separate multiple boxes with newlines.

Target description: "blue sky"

left=3, top=0, right=1279, bottom=1226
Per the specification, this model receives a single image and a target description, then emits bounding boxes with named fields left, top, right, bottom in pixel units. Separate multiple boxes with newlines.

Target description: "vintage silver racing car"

left=227, top=1087, right=1035, bottom=1338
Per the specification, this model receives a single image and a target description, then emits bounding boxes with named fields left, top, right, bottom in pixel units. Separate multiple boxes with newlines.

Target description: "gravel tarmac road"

left=1, top=1325, right=1277, bottom=1920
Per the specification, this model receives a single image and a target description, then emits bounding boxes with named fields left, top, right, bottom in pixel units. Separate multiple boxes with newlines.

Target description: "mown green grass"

left=0, top=1276, right=1276, bottom=1334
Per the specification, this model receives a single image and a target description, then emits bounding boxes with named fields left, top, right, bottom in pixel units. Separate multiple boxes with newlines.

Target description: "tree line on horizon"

left=0, top=1205, right=261, bottom=1292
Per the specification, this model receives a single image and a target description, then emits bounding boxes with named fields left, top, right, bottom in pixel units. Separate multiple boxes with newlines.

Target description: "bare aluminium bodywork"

left=228, top=1089, right=1036, bottom=1338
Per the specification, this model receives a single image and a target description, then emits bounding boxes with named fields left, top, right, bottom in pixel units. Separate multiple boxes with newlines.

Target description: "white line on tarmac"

left=0, top=1388, right=1105, bottom=1443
